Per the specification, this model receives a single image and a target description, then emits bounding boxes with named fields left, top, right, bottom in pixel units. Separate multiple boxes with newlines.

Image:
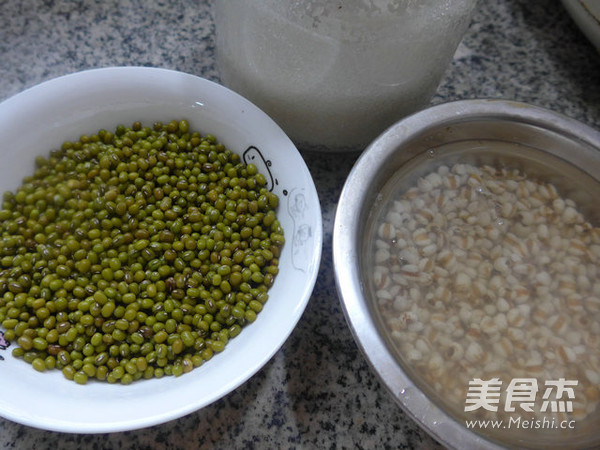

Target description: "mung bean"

left=0, top=120, right=284, bottom=384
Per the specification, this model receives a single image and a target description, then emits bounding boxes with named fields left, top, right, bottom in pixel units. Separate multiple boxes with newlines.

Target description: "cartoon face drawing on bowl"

left=242, top=146, right=315, bottom=273
left=0, top=330, right=9, bottom=361
left=243, top=146, right=276, bottom=191
left=287, top=188, right=314, bottom=272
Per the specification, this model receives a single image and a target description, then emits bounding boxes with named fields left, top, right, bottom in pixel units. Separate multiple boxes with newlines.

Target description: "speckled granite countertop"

left=0, top=1, right=599, bottom=449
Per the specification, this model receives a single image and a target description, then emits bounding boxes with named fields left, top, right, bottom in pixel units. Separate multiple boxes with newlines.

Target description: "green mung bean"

left=0, top=120, right=284, bottom=384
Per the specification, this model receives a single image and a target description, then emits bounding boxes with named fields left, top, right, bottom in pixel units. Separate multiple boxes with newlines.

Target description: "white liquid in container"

left=214, top=0, right=478, bottom=152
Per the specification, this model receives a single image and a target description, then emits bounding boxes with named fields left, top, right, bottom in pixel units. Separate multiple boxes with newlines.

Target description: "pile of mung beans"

left=0, top=120, right=284, bottom=384
left=371, top=162, right=600, bottom=426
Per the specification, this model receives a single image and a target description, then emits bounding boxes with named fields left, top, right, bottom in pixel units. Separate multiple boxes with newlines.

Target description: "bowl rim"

left=332, top=99, right=600, bottom=449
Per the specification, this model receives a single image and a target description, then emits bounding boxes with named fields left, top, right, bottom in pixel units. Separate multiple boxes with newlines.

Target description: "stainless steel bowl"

left=333, top=99, right=600, bottom=449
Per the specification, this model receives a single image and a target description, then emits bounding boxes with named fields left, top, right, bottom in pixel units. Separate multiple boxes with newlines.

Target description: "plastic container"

left=214, top=0, right=478, bottom=153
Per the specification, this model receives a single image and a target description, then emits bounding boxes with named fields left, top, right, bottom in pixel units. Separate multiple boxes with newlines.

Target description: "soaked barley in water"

left=370, top=162, right=600, bottom=428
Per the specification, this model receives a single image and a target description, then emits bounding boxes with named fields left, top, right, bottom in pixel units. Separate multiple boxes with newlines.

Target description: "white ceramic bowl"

left=0, top=67, right=322, bottom=433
